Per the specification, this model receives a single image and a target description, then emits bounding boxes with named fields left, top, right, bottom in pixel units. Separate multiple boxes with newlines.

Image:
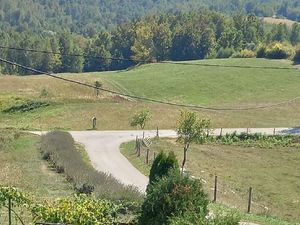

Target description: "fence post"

left=220, top=128, right=223, bottom=137
left=137, top=139, right=141, bottom=157
left=247, top=187, right=253, bottom=213
left=143, top=131, right=145, bottom=139
left=146, top=149, right=150, bottom=164
left=135, top=136, right=138, bottom=154
left=156, top=127, right=159, bottom=138
left=247, top=128, right=249, bottom=134
left=273, top=128, right=276, bottom=135
left=8, top=197, right=12, bottom=225
left=213, top=176, right=218, bottom=202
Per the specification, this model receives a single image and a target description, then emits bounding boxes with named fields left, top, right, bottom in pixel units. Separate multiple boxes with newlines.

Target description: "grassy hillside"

left=0, top=58, right=300, bottom=130
left=121, top=138, right=300, bottom=223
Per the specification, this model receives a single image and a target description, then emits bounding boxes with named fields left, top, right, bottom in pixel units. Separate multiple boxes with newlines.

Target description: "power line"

left=0, top=45, right=299, bottom=70
left=0, top=57, right=300, bottom=111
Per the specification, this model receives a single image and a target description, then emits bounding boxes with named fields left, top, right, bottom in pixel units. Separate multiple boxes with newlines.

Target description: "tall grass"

left=41, top=131, right=142, bottom=202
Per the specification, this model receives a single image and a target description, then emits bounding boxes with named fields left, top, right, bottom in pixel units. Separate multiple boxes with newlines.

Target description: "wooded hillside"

left=1, top=0, right=300, bottom=35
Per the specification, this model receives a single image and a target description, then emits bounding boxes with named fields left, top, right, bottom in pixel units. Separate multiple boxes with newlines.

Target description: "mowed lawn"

left=0, top=58, right=300, bottom=130
left=121, top=139, right=300, bottom=223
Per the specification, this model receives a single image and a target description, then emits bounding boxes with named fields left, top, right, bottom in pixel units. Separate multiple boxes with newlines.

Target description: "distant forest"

left=0, top=0, right=300, bottom=35
left=1, top=10, right=300, bottom=75
left=1, top=1, right=300, bottom=74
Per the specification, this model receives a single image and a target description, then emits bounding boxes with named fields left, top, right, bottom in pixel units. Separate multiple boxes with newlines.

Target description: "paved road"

left=33, top=128, right=300, bottom=225
left=33, top=127, right=300, bottom=192
left=70, top=130, right=177, bottom=192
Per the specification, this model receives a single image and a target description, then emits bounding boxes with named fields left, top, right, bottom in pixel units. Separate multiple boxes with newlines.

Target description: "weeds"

left=41, top=131, right=143, bottom=202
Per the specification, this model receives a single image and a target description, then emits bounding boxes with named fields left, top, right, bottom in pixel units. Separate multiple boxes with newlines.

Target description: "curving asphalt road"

left=70, top=130, right=177, bottom=192
left=32, top=127, right=300, bottom=192
left=33, top=128, right=300, bottom=225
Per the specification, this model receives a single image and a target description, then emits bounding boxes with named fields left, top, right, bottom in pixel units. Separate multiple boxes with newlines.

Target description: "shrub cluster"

left=232, top=49, right=256, bottom=58
left=208, top=132, right=299, bottom=148
left=41, top=131, right=142, bottom=201
left=140, top=153, right=240, bottom=225
left=293, top=48, right=300, bottom=64
left=140, top=171, right=209, bottom=225
left=216, top=48, right=235, bottom=58
left=32, top=195, right=120, bottom=225
left=3, top=101, right=49, bottom=113
left=265, top=42, right=294, bottom=59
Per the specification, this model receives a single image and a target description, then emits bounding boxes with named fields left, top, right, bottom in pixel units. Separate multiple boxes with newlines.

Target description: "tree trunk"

left=181, top=147, right=187, bottom=174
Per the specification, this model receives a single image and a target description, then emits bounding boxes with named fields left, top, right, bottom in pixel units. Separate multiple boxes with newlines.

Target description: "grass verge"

left=0, top=128, right=73, bottom=200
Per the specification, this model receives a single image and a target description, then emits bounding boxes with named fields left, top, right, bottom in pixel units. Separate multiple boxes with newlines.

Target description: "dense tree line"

left=1, top=11, right=300, bottom=75
left=1, top=0, right=300, bottom=36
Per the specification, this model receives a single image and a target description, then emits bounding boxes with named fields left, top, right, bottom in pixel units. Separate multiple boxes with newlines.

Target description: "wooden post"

left=146, top=149, right=150, bottom=164
left=273, top=128, right=276, bottom=135
left=247, top=187, right=253, bottom=213
left=156, top=127, right=159, bottom=138
left=137, top=139, right=141, bottom=157
left=143, top=131, right=145, bottom=139
left=135, top=136, right=138, bottom=154
left=247, top=128, right=249, bottom=134
left=213, top=176, right=218, bottom=202
left=8, top=197, right=12, bottom=225
left=220, top=128, right=223, bottom=137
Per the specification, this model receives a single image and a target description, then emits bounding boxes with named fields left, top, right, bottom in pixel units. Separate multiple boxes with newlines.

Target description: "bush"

left=32, top=195, right=120, bottom=225
left=148, top=151, right=179, bottom=187
left=293, top=48, right=300, bottom=64
left=216, top=47, right=235, bottom=59
left=139, top=171, right=209, bottom=225
left=41, top=131, right=142, bottom=201
left=256, top=44, right=266, bottom=58
left=232, top=49, right=256, bottom=58
left=265, top=42, right=294, bottom=59
left=3, top=101, right=49, bottom=113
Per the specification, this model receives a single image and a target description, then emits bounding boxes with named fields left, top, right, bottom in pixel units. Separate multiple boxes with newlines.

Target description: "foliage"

left=293, top=47, right=300, bottom=63
left=216, top=47, right=235, bottom=58
left=256, top=44, right=267, bottom=58
left=31, top=195, right=120, bottom=225
left=0, top=186, right=31, bottom=207
left=41, top=131, right=142, bottom=201
left=130, top=109, right=151, bottom=130
left=233, top=49, right=256, bottom=58
left=210, top=132, right=300, bottom=149
left=148, top=151, right=179, bottom=187
left=3, top=101, right=49, bottom=113
left=168, top=209, right=240, bottom=225
left=206, top=210, right=240, bottom=225
left=265, top=42, right=294, bottom=59
left=177, top=110, right=210, bottom=171
left=139, top=170, right=209, bottom=225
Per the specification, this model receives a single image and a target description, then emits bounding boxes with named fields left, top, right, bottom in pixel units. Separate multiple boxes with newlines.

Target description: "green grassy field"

left=0, top=130, right=73, bottom=199
left=121, top=139, right=300, bottom=224
left=0, top=58, right=300, bottom=130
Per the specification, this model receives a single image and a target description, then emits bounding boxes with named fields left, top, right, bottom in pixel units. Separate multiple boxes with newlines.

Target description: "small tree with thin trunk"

left=94, top=81, right=102, bottom=96
left=177, top=110, right=210, bottom=173
left=130, top=109, right=151, bottom=130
